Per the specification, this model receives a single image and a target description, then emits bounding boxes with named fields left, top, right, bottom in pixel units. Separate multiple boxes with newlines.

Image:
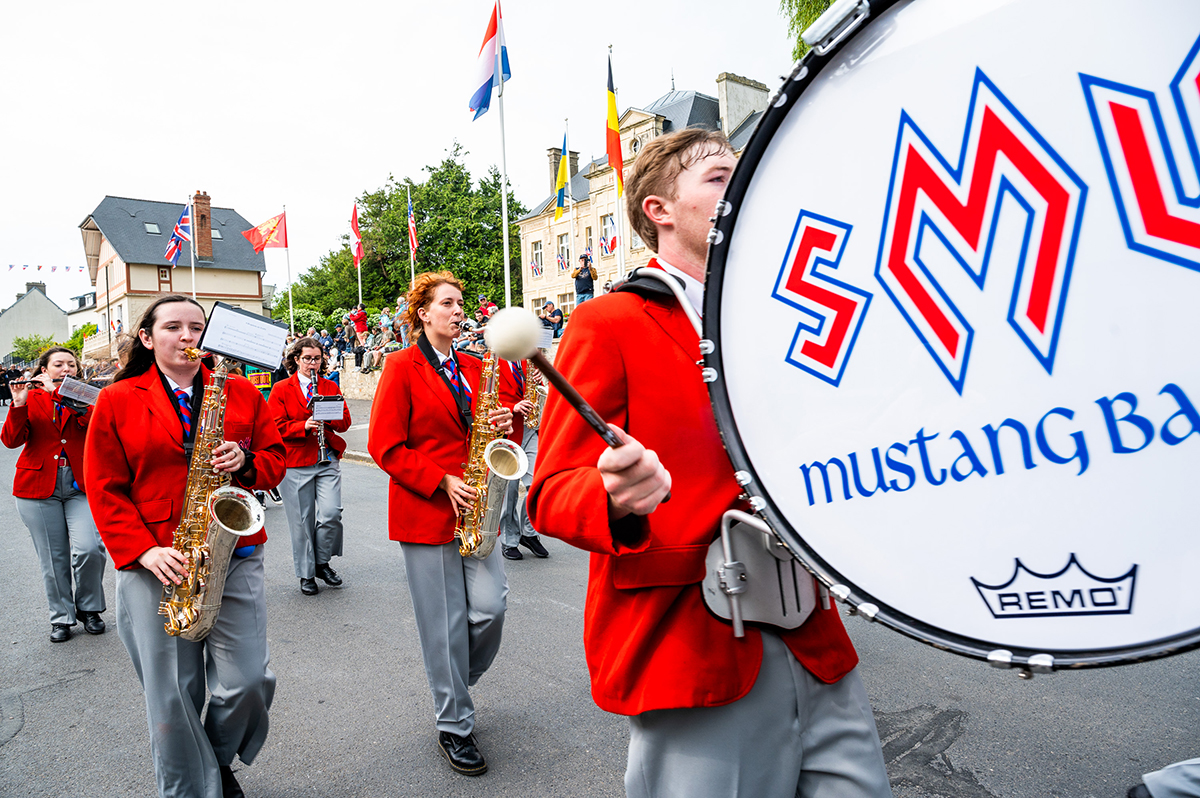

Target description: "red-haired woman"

left=85, top=294, right=286, bottom=798
left=2, top=346, right=107, bottom=643
left=368, top=271, right=512, bottom=777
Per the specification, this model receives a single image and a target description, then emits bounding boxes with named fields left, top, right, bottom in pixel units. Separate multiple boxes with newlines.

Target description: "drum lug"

left=733, top=470, right=752, bottom=487
left=706, top=228, right=724, bottom=246
left=855, top=602, right=879, bottom=621
left=701, top=366, right=719, bottom=383
left=698, top=338, right=715, bottom=355
left=802, top=0, right=872, bottom=57
left=1027, top=653, right=1055, bottom=674
left=747, top=496, right=766, bottom=512
left=829, top=584, right=851, bottom=602
left=987, top=649, right=1014, bottom=669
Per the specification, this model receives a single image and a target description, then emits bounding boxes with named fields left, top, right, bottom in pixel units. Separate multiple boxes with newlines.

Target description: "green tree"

left=780, top=0, right=833, bottom=59
left=11, top=333, right=55, bottom=362
left=288, top=144, right=526, bottom=317
left=61, top=323, right=98, bottom=355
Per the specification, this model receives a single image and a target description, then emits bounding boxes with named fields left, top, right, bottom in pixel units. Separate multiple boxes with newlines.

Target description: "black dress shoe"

left=80, top=611, right=105, bottom=635
left=315, top=562, right=342, bottom=586
left=300, top=577, right=319, bottom=595
left=519, top=535, right=550, bottom=558
left=50, top=624, right=71, bottom=643
left=437, top=731, right=487, bottom=776
left=502, top=545, right=523, bottom=560
left=220, top=765, right=245, bottom=798
left=1127, top=786, right=1152, bottom=798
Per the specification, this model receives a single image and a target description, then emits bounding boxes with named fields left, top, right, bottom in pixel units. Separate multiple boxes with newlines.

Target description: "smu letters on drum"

left=796, top=381, right=1198, bottom=507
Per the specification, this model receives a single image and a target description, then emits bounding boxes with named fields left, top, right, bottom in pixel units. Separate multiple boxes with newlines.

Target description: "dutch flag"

left=468, top=1, right=511, bottom=120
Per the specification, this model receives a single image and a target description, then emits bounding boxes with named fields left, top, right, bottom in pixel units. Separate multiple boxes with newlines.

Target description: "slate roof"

left=728, top=109, right=764, bottom=152
left=520, top=155, right=608, bottom=222
left=640, top=89, right=721, bottom=134
left=81, top=196, right=266, bottom=272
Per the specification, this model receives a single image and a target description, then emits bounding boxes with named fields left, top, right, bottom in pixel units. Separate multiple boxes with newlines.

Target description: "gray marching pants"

left=499, top=429, right=539, bottom=548
left=1145, top=758, right=1200, bottom=798
left=280, top=458, right=344, bottom=579
left=626, top=631, right=893, bottom=798
left=15, top=464, right=107, bottom=625
left=400, top=540, right=507, bottom=736
left=117, top=548, right=275, bottom=798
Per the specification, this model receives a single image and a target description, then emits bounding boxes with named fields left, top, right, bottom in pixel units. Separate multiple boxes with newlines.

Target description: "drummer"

left=529, top=128, right=892, bottom=797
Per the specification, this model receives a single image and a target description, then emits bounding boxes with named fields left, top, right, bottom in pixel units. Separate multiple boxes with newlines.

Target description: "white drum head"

left=705, top=0, right=1200, bottom=669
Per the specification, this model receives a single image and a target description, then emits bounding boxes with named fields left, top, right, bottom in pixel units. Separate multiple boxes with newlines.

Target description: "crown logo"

left=971, top=554, right=1137, bottom=619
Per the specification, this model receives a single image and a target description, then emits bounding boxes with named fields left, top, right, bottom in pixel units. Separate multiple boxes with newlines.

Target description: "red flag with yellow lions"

left=241, top=212, right=287, bottom=253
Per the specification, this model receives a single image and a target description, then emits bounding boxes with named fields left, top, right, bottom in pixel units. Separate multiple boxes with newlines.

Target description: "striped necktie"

left=510, top=361, right=525, bottom=394
left=305, top=378, right=315, bottom=404
left=173, top=388, right=192, bottom=437
left=443, top=358, right=472, bottom=406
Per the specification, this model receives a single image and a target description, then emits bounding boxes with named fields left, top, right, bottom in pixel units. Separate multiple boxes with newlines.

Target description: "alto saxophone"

left=159, top=349, right=266, bottom=640
left=455, top=350, right=528, bottom=559
left=523, top=360, right=548, bottom=430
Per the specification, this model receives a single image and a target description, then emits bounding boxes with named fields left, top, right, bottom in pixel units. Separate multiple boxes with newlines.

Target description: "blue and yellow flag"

left=554, top=133, right=569, bottom=221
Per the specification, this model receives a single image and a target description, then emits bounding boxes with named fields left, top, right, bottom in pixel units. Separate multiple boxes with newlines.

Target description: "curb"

left=342, top=449, right=378, bottom=468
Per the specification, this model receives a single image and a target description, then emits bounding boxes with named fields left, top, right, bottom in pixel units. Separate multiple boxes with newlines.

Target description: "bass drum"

left=704, top=0, right=1200, bottom=670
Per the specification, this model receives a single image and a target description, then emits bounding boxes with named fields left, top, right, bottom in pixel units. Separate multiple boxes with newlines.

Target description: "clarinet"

left=308, top=378, right=332, bottom=466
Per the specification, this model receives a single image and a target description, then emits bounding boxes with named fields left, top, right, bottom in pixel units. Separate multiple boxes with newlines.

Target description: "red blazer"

left=267, top=373, right=352, bottom=467
left=496, top=359, right=526, bottom=446
left=83, top=365, right=286, bottom=571
left=368, top=344, right=480, bottom=545
left=1, top=388, right=91, bottom=499
left=528, top=261, right=859, bottom=717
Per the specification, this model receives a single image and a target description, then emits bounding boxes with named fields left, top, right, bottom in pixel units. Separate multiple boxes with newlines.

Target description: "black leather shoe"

left=1127, top=786, right=1152, bottom=798
left=519, top=535, right=550, bottom=558
left=267, top=488, right=283, bottom=505
left=502, top=545, right=523, bottom=560
left=315, top=562, right=342, bottom=586
left=80, top=611, right=105, bottom=635
left=50, top=624, right=71, bottom=643
left=300, top=577, right=319, bottom=595
left=437, top=731, right=487, bottom=776
left=220, top=765, right=245, bottom=798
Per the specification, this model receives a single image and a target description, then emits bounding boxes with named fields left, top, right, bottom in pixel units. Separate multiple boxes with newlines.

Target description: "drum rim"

left=700, top=0, right=1200, bottom=671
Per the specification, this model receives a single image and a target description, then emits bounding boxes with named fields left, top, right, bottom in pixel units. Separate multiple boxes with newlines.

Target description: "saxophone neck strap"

left=416, top=334, right=472, bottom=432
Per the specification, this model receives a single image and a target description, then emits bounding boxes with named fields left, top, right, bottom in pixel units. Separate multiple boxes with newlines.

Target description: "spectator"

left=380, top=307, right=393, bottom=331
left=115, top=319, right=124, bottom=334
left=539, top=301, right=564, bottom=338
left=359, top=326, right=379, bottom=373
left=366, top=326, right=398, bottom=371
left=306, top=327, right=317, bottom=339
left=318, top=329, right=335, bottom=352
left=348, top=304, right=369, bottom=346
left=478, top=295, right=498, bottom=317
left=572, top=254, right=597, bottom=304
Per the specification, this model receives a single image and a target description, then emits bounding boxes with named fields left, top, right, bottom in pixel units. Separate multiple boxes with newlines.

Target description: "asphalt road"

left=0, top=401, right=1196, bottom=798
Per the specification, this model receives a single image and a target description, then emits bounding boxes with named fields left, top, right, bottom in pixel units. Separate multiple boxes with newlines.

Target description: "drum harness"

left=612, top=266, right=831, bottom=639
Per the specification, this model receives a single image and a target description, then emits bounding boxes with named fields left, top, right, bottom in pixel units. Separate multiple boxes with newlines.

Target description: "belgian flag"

left=606, top=55, right=624, bottom=197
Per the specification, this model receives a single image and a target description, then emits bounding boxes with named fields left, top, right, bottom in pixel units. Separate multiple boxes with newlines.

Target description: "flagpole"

left=497, top=50, right=512, bottom=308
left=284, top=204, right=295, bottom=335
left=356, top=225, right=363, bottom=310
left=408, top=185, right=416, bottom=287
left=188, top=196, right=197, bottom=300
left=611, top=46, right=628, bottom=278
left=566, top=118, right=578, bottom=283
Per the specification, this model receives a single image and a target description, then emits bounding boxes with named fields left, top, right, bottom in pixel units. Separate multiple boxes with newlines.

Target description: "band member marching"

left=268, top=337, right=351, bottom=595
left=2, top=347, right=107, bottom=643
left=529, top=129, right=892, bottom=797
left=368, top=271, right=513, bottom=777
left=496, top=357, right=549, bottom=560
left=85, top=295, right=286, bottom=798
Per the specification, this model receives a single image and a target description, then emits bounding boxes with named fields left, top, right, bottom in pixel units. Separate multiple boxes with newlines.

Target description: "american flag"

left=164, top=205, right=192, bottom=267
left=408, top=194, right=419, bottom=252
left=530, top=258, right=543, bottom=278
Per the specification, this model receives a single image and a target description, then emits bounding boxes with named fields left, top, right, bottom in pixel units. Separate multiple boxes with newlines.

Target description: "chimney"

left=193, top=190, right=213, bottom=261
left=546, top=148, right=582, bottom=197
left=716, top=72, right=769, bottom=136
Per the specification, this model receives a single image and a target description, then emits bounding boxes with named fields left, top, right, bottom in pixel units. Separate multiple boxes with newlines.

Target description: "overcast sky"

left=0, top=1, right=796, bottom=311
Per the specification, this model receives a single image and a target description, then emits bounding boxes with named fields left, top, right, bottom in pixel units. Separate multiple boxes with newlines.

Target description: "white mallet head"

left=485, top=307, right=543, bottom=361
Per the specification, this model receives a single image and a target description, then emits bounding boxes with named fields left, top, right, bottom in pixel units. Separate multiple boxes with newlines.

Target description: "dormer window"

left=144, top=222, right=161, bottom=235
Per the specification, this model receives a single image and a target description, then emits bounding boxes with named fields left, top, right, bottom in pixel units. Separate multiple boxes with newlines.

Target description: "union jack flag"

left=530, top=258, right=543, bottom=278
left=164, top=204, right=192, bottom=267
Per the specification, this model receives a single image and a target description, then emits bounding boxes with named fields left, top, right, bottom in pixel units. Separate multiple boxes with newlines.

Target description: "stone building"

left=0, top=282, right=69, bottom=364
left=78, top=191, right=267, bottom=358
left=517, top=72, right=768, bottom=316
left=66, top=292, right=99, bottom=335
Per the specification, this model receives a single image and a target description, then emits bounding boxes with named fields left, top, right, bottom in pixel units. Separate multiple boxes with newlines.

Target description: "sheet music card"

left=311, top=396, right=345, bottom=421
left=59, top=376, right=101, bottom=406
left=198, top=302, right=289, bottom=370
